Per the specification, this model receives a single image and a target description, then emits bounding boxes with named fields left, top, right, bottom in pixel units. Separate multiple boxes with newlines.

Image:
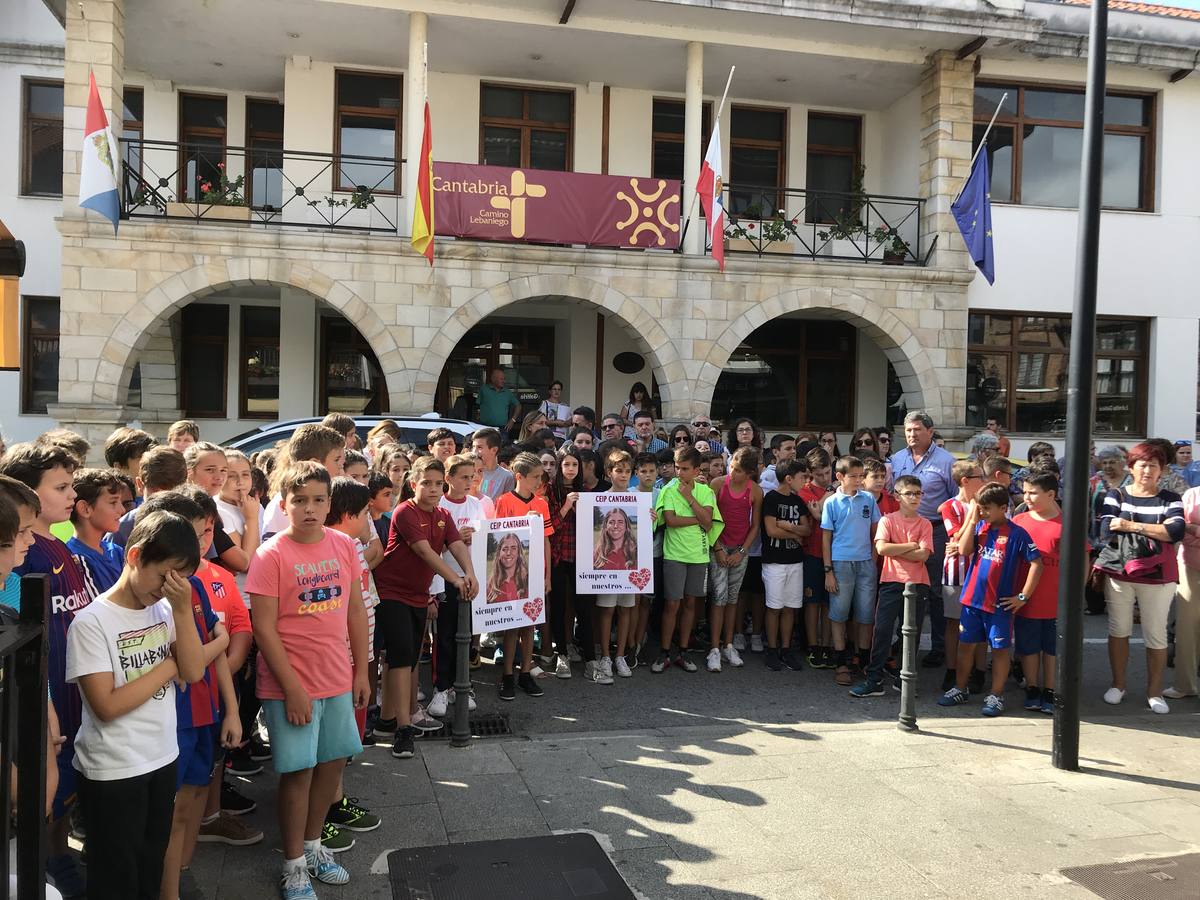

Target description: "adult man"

left=968, top=432, right=1000, bottom=465
left=632, top=411, right=668, bottom=454
left=1172, top=440, right=1200, bottom=489
left=985, top=417, right=1011, bottom=456
left=889, top=411, right=957, bottom=667
left=690, top=415, right=727, bottom=456
left=477, top=367, right=520, bottom=435
left=598, top=413, right=637, bottom=459
left=572, top=406, right=599, bottom=438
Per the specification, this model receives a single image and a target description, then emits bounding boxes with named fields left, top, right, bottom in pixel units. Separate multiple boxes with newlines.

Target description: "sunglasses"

left=675, top=436, right=692, bottom=443
left=878, top=436, right=891, bottom=443
left=602, top=423, right=622, bottom=430
left=854, top=440, right=874, bottom=448
left=692, top=421, right=710, bottom=428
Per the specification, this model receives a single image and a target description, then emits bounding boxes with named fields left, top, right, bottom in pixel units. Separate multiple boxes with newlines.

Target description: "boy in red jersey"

left=1013, top=471, right=1062, bottom=715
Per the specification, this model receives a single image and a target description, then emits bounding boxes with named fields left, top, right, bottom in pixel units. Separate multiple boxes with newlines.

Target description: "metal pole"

left=1054, top=0, right=1107, bottom=773
left=450, top=587, right=473, bottom=748
left=898, top=582, right=918, bottom=732
left=953, top=93, right=1009, bottom=205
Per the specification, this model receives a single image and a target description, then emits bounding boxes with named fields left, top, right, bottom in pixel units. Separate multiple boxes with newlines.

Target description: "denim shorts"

left=829, top=559, right=878, bottom=625
left=959, top=605, right=1013, bottom=650
left=262, top=692, right=364, bottom=774
left=1014, top=617, right=1056, bottom=656
left=709, top=554, right=749, bottom=607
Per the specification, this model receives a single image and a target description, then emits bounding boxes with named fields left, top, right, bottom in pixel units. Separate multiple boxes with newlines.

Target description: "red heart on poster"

left=523, top=597, right=544, bottom=621
left=628, top=568, right=651, bottom=590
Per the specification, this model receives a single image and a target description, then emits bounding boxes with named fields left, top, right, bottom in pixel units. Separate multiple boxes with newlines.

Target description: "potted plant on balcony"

left=872, top=226, right=911, bottom=264
left=166, top=163, right=251, bottom=222
left=815, top=165, right=867, bottom=255
left=725, top=204, right=800, bottom=255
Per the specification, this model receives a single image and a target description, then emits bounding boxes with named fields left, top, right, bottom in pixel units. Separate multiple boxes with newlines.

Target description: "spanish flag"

left=411, top=99, right=434, bottom=264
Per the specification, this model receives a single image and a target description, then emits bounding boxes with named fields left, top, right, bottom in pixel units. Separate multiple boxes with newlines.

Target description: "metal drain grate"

left=470, top=712, right=513, bottom=738
left=1061, top=853, right=1200, bottom=900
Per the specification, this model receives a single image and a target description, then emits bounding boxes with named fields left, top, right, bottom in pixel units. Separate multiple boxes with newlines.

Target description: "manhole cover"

left=470, top=712, right=513, bottom=738
left=1061, top=853, right=1200, bottom=900
left=388, top=832, right=634, bottom=899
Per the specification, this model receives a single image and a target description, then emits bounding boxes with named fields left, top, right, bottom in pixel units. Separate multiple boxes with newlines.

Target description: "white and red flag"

left=78, top=71, right=120, bottom=232
left=696, top=129, right=725, bottom=271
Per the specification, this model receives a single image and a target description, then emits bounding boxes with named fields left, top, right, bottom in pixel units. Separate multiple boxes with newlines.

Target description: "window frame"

left=245, top=97, right=284, bottom=210
left=333, top=69, right=403, bottom=195
left=967, top=310, right=1149, bottom=436
left=20, top=295, right=59, bottom=415
left=179, top=303, right=229, bottom=419
left=122, top=86, right=144, bottom=175
left=804, top=110, right=863, bottom=226
left=649, top=97, right=713, bottom=183
left=728, top=103, right=788, bottom=218
left=478, top=82, right=574, bottom=171
left=238, top=305, right=281, bottom=420
left=973, top=79, right=1156, bottom=212
left=21, top=78, right=64, bottom=198
left=177, top=91, right=228, bottom=201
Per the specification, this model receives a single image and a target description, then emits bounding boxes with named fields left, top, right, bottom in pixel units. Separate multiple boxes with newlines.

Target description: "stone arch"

left=91, top=258, right=401, bottom=408
left=700, top=286, right=945, bottom=424
left=411, top=273, right=687, bottom=414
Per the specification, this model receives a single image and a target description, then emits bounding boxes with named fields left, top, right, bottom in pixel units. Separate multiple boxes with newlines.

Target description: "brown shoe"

left=834, top=666, right=853, bottom=686
left=197, top=811, right=263, bottom=846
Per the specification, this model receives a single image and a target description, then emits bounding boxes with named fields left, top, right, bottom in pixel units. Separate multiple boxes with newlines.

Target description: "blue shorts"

left=959, top=605, right=1013, bottom=650
left=261, top=692, right=363, bottom=775
left=1014, top=617, right=1056, bottom=656
left=176, top=724, right=218, bottom=791
left=803, top=556, right=829, bottom=606
left=829, top=559, right=878, bottom=625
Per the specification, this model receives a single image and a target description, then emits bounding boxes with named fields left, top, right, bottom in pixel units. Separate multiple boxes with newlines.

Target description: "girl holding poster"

left=487, top=532, right=528, bottom=604
left=548, top=447, right=584, bottom=680
left=593, top=451, right=638, bottom=681
left=594, top=507, right=637, bottom=571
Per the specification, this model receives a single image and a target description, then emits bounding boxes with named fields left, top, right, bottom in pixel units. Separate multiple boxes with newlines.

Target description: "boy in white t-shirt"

left=65, top=511, right=209, bottom=900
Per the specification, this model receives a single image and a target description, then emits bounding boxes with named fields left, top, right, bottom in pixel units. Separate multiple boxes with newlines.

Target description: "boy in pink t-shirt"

left=850, top=475, right=933, bottom=698
left=246, top=461, right=368, bottom=897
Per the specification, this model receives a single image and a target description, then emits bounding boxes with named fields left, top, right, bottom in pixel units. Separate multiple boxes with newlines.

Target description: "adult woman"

left=851, top=427, right=893, bottom=490
left=517, top=410, right=549, bottom=445
left=818, top=431, right=841, bottom=459
left=540, top=381, right=572, bottom=439
left=669, top=425, right=693, bottom=450
left=1168, top=484, right=1200, bottom=700
left=619, top=383, right=651, bottom=438
left=875, top=427, right=894, bottom=459
left=726, top=418, right=762, bottom=454
left=1096, top=441, right=1185, bottom=714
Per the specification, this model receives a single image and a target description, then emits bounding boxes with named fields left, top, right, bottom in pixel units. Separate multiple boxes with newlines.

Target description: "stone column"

left=405, top=11, right=428, bottom=235
left=919, top=50, right=974, bottom=272
left=683, top=41, right=704, bottom=256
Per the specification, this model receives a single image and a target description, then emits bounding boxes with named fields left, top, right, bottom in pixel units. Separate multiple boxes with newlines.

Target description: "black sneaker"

left=391, top=726, right=416, bottom=759
left=249, top=737, right=272, bottom=761
left=782, top=648, right=804, bottom=671
left=819, top=647, right=836, bottom=669
left=370, top=717, right=399, bottom=742
left=221, top=781, right=256, bottom=816
left=518, top=672, right=544, bottom=697
left=499, top=674, right=516, bottom=701
left=941, top=668, right=957, bottom=692
left=921, top=650, right=945, bottom=669
left=225, top=746, right=263, bottom=777
left=967, top=668, right=986, bottom=696
left=765, top=647, right=783, bottom=671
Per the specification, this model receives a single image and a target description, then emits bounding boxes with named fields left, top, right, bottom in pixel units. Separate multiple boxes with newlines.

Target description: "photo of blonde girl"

left=593, top=506, right=638, bottom=571
left=487, top=531, right=529, bottom=604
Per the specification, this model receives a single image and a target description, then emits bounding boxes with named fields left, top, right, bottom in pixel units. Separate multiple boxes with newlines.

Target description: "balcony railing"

left=120, top=139, right=404, bottom=233
left=713, top=184, right=929, bottom=265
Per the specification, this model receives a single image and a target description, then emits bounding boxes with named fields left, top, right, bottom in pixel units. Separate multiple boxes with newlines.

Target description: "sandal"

left=835, top=665, right=853, bottom=686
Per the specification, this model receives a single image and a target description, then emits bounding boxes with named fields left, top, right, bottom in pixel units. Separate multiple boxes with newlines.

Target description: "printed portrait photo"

left=592, top=505, right=638, bottom=571
left=486, top=529, right=530, bottom=604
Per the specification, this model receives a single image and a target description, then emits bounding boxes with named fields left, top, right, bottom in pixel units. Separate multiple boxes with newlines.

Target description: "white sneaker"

left=567, top=644, right=583, bottom=663
left=1148, top=696, right=1170, bottom=714
left=427, top=689, right=450, bottom=718
left=706, top=648, right=722, bottom=672
left=1161, top=687, right=1193, bottom=699
left=615, top=656, right=632, bottom=678
left=588, top=660, right=613, bottom=685
left=1103, top=687, right=1126, bottom=705
left=417, top=687, right=426, bottom=703
left=600, top=656, right=614, bottom=680
left=529, top=665, right=546, bottom=678
left=447, top=688, right=477, bottom=711
left=555, top=655, right=572, bottom=679
left=750, top=634, right=764, bottom=654
left=723, top=644, right=744, bottom=668
left=732, top=633, right=746, bottom=652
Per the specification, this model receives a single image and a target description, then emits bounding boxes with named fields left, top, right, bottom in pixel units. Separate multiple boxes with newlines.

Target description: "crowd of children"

left=2, top=409, right=1195, bottom=900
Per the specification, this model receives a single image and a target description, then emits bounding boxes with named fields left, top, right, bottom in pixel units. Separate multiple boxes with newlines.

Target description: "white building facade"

left=1, top=0, right=1198, bottom=456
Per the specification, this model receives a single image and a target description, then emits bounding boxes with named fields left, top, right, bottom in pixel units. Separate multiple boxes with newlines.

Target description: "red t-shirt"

left=491, top=579, right=520, bottom=604
left=195, top=559, right=251, bottom=636
left=598, top=547, right=628, bottom=570
left=1012, top=511, right=1061, bottom=619
left=798, top=483, right=829, bottom=557
left=375, top=501, right=462, bottom=608
left=875, top=491, right=900, bottom=516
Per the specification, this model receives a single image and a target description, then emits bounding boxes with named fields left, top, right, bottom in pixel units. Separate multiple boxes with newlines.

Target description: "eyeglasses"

left=602, top=423, right=622, bottom=430
left=878, top=436, right=891, bottom=443
left=897, top=490, right=924, bottom=498
left=675, top=436, right=691, bottom=444
left=854, top=440, right=874, bottom=448
left=965, top=472, right=985, bottom=480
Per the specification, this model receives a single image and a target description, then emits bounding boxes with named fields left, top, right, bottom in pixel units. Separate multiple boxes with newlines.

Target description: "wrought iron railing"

left=710, top=183, right=930, bottom=265
left=0, top=576, right=49, bottom=900
left=120, top=139, right=404, bottom=233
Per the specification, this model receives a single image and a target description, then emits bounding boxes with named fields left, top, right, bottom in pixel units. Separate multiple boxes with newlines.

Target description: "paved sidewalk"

left=194, top=705, right=1200, bottom=900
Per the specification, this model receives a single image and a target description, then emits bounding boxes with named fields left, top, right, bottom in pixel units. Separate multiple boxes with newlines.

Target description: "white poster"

left=575, top=492, right=654, bottom=594
left=470, top=514, right=546, bottom=634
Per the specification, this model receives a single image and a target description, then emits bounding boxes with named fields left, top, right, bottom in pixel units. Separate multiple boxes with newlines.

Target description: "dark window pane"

left=967, top=351, right=1009, bottom=429
left=482, top=126, right=521, bottom=167
left=338, top=73, right=401, bottom=110
left=806, top=321, right=853, bottom=354
left=181, top=135, right=224, bottom=201
left=183, top=304, right=229, bottom=338
left=712, top=351, right=799, bottom=427
left=1096, top=320, right=1141, bottom=352
left=1024, top=88, right=1085, bottom=122
left=26, top=297, right=58, bottom=333
left=968, top=313, right=1012, bottom=347
left=528, top=90, right=571, bottom=125
left=243, top=308, right=280, bottom=418
left=806, top=152, right=856, bottom=223
left=652, top=138, right=683, bottom=181
left=324, top=319, right=386, bottom=416
left=481, top=85, right=523, bottom=119
left=731, top=146, right=781, bottom=191
left=27, top=82, right=63, bottom=117
left=652, top=100, right=685, bottom=136
left=181, top=95, right=227, bottom=129
left=1020, top=124, right=1081, bottom=207
left=973, top=85, right=1016, bottom=118
left=23, top=297, right=59, bottom=415
left=806, top=358, right=850, bottom=427
left=249, top=139, right=283, bottom=207
left=1017, top=316, right=1069, bottom=349
left=528, top=129, right=568, bottom=171
left=27, top=122, right=63, bottom=195
left=1013, top=351, right=1068, bottom=432
left=1104, top=95, right=1149, bottom=127
left=807, top=114, right=859, bottom=149
left=247, top=100, right=283, bottom=133
left=732, top=107, right=785, bottom=142
left=1102, top=133, right=1143, bottom=209
left=242, top=306, right=280, bottom=339
left=1095, top=358, right=1139, bottom=433
left=122, top=88, right=143, bottom=123
left=182, top=352, right=224, bottom=416
left=974, top=123, right=1013, bottom=204
left=339, top=116, right=396, bottom=189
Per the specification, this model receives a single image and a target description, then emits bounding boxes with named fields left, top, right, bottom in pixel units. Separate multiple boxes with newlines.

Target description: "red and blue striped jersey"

left=959, top=520, right=1039, bottom=613
left=175, top=576, right=220, bottom=729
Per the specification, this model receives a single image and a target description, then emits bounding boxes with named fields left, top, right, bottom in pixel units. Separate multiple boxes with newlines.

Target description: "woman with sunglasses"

left=669, top=425, right=694, bottom=450
left=875, top=428, right=894, bottom=457
left=851, top=427, right=893, bottom=490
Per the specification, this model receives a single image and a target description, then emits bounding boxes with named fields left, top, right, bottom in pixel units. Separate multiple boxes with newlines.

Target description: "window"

left=246, top=99, right=284, bottom=209
left=973, top=82, right=1154, bottom=211
left=21, top=80, right=63, bottom=196
left=121, top=86, right=143, bottom=190
left=480, top=84, right=572, bottom=171
left=335, top=71, right=401, bottom=192
left=178, top=93, right=227, bottom=201
left=711, top=319, right=856, bottom=429
left=805, top=112, right=862, bottom=225
left=322, top=314, right=390, bottom=415
left=728, top=105, right=786, bottom=219
left=179, top=304, right=229, bottom=417
left=967, top=312, right=1147, bottom=435
left=650, top=99, right=712, bottom=183
left=21, top=297, right=59, bottom=414
left=240, top=306, right=280, bottom=419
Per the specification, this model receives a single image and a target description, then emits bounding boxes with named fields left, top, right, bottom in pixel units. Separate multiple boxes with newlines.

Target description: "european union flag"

left=951, top=151, right=995, bottom=285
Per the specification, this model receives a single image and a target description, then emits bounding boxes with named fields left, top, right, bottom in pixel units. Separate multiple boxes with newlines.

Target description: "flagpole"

left=680, top=65, right=735, bottom=250
left=953, top=92, right=1008, bottom=205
